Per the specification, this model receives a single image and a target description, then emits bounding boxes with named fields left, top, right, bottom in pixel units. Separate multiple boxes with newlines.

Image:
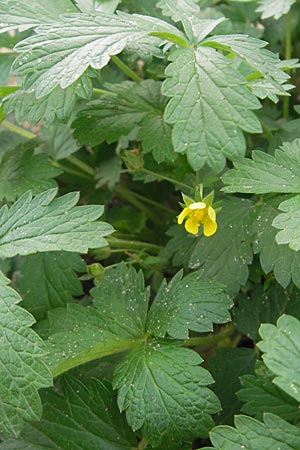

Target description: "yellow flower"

left=178, top=201, right=217, bottom=236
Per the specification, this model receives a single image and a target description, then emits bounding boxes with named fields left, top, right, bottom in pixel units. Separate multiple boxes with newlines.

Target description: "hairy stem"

left=141, top=168, right=192, bottom=191
left=1, top=120, right=36, bottom=139
left=107, top=236, right=162, bottom=254
left=183, top=324, right=234, bottom=348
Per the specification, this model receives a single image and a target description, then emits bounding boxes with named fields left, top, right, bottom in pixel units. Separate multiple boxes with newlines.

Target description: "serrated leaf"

left=253, top=202, right=300, bottom=289
left=222, top=139, right=300, bottom=194
left=4, top=76, right=93, bottom=126
left=161, top=225, right=199, bottom=269
left=13, top=12, right=185, bottom=98
left=238, top=362, right=300, bottom=422
left=157, top=0, right=200, bottom=22
left=147, top=269, right=232, bottom=339
left=258, top=315, right=300, bottom=403
left=273, top=195, right=300, bottom=251
left=257, top=0, right=296, bottom=19
left=96, top=156, right=122, bottom=190
left=233, top=283, right=300, bottom=341
left=203, top=34, right=288, bottom=85
left=73, top=80, right=174, bottom=163
left=0, top=271, right=52, bottom=436
left=0, top=53, right=16, bottom=85
left=189, top=198, right=255, bottom=294
left=15, top=252, right=85, bottom=320
left=0, top=140, right=60, bottom=201
left=41, top=120, right=79, bottom=160
left=0, top=376, right=136, bottom=450
left=113, top=340, right=220, bottom=447
left=206, top=413, right=300, bottom=450
left=0, top=0, right=77, bottom=33
left=36, top=264, right=149, bottom=376
left=207, top=348, right=257, bottom=425
left=162, top=46, right=261, bottom=171
left=0, top=188, right=113, bottom=258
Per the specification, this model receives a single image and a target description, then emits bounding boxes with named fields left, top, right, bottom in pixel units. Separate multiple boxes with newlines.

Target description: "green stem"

left=111, top=55, right=142, bottom=83
left=261, top=121, right=273, bottom=143
left=183, top=325, right=234, bottom=348
left=92, top=87, right=117, bottom=96
left=115, top=185, right=156, bottom=220
left=66, top=155, right=95, bottom=177
left=283, top=11, right=292, bottom=120
left=141, top=168, right=192, bottom=191
left=137, top=438, right=148, bottom=450
left=115, top=185, right=175, bottom=214
left=51, top=160, right=91, bottom=180
left=107, top=237, right=162, bottom=254
left=1, top=120, right=36, bottom=139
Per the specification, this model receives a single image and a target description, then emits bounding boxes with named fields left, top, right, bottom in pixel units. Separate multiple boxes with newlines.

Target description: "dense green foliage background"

left=0, top=0, right=300, bottom=448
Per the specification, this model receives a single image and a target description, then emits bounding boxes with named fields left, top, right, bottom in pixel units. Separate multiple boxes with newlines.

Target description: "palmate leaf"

left=0, top=0, right=77, bottom=33
left=202, top=413, right=300, bottom=450
left=258, top=315, right=300, bottom=403
left=114, top=340, right=220, bottom=447
left=163, top=46, right=261, bottom=171
left=0, top=376, right=137, bottom=450
left=238, top=362, right=300, bottom=422
left=222, top=139, right=300, bottom=194
left=73, top=80, right=174, bottom=163
left=189, top=198, right=255, bottom=294
left=157, top=0, right=200, bottom=22
left=15, top=252, right=85, bottom=320
left=36, top=264, right=149, bottom=376
left=0, top=271, right=52, bottom=436
left=0, top=188, right=113, bottom=258
left=147, top=269, right=232, bottom=339
left=12, top=12, right=185, bottom=99
left=273, top=195, right=300, bottom=251
left=0, top=140, right=61, bottom=201
left=256, top=0, right=296, bottom=19
left=253, top=202, right=300, bottom=289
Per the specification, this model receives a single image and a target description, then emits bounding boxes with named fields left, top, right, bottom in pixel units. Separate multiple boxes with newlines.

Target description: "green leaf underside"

left=273, top=195, right=300, bottom=251
left=239, top=362, right=300, bottom=422
left=0, top=188, right=113, bottom=258
left=258, top=315, right=300, bottom=403
left=73, top=80, right=174, bottom=163
left=12, top=12, right=185, bottom=98
left=256, top=0, right=296, bottom=19
left=163, top=46, right=261, bottom=171
left=0, top=271, right=52, bottom=436
left=222, top=139, right=300, bottom=194
left=113, top=340, right=220, bottom=447
left=157, top=0, right=200, bottom=22
left=233, top=283, right=300, bottom=341
left=96, top=157, right=122, bottom=190
left=15, top=252, right=85, bottom=320
left=0, top=140, right=60, bottom=201
left=205, top=413, right=300, bottom=449
left=4, top=77, right=93, bottom=127
left=207, top=348, right=257, bottom=425
left=147, top=269, right=232, bottom=339
left=189, top=198, right=255, bottom=294
left=0, top=376, right=136, bottom=450
left=253, top=203, right=300, bottom=288
left=0, top=0, right=77, bottom=33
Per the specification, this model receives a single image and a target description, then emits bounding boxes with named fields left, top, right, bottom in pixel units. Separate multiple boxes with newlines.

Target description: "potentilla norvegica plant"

left=0, top=0, right=300, bottom=448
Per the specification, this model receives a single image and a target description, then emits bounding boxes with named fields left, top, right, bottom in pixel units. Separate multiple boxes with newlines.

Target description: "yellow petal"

left=189, top=202, right=206, bottom=210
left=185, top=216, right=200, bottom=235
left=177, top=207, right=190, bottom=224
left=203, top=217, right=217, bottom=236
left=207, top=205, right=216, bottom=222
